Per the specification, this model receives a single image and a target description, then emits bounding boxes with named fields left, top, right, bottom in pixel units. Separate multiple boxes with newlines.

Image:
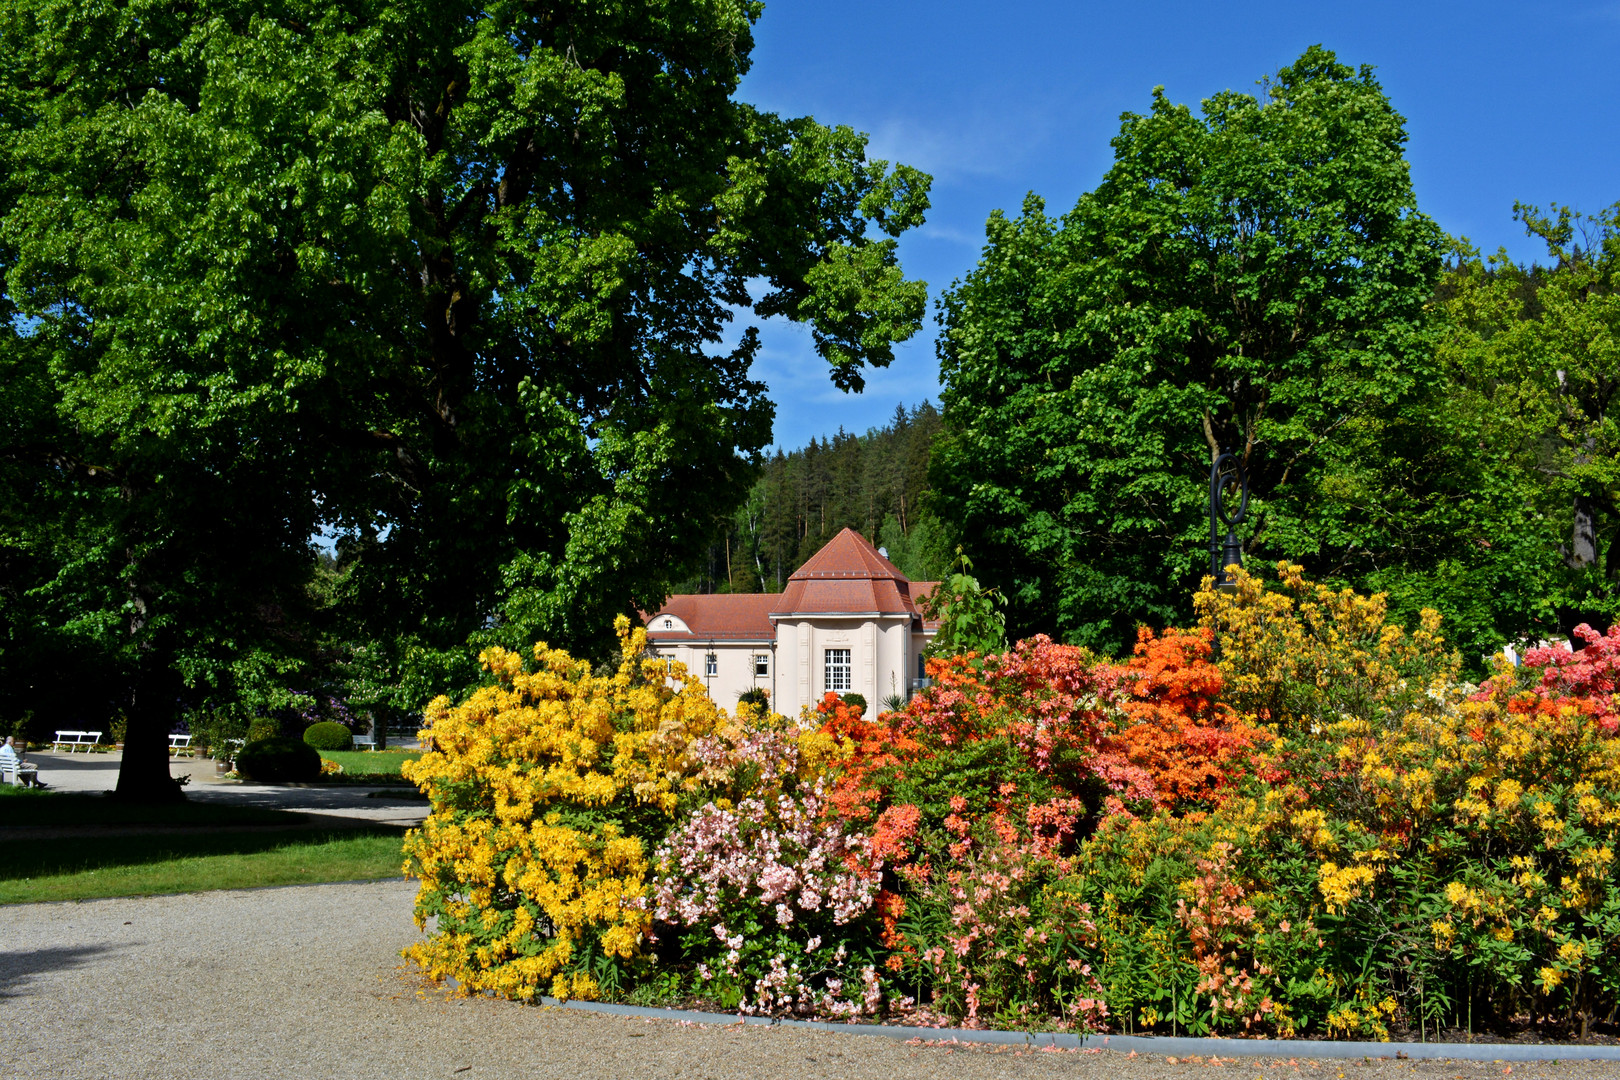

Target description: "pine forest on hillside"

left=673, top=402, right=953, bottom=594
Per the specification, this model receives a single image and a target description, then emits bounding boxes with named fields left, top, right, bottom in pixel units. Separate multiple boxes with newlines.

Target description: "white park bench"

left=2, top=757, right=37, bottom=786
left=352, top=732, right=377, bottom=750
left=168, top=734, right=193, bottom=756
left=52, top=730, right=102, bottom=753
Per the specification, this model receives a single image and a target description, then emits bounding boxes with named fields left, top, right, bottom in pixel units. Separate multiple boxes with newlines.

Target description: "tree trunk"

left=114, top=661, right=186, bottom=804
left=1569, top=492, right=1599, bottom=570
left=1557, top=492, right=1612, bottom=644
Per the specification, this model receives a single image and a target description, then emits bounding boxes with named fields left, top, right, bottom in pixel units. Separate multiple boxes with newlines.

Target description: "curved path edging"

left=531, top=996, right=1620, bottom=1062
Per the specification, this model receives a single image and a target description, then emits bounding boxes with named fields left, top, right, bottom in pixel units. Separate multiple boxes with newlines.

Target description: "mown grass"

left=320, top=749, right=421, bottom=777
left=0, top=788, right=299, bottom=828
left=0, top=827, right=407, bottom=904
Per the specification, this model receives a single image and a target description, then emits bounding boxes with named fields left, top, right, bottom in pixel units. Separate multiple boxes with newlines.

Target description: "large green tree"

left=0, top=0, right=929, bottom=799
left=1438, top=204, right=1620, bottom=641
left=928, top=46, right=1532, bottom=657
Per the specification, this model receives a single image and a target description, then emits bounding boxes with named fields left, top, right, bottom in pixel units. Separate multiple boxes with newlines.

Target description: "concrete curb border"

left=531, top=996, right=1620, bottom=1061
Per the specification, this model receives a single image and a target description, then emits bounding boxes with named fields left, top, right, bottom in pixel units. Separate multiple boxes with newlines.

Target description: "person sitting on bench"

left=0, top=735, right=46, bottom=788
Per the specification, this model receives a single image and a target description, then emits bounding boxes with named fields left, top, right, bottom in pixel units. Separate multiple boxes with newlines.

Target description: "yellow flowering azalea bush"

left=401, top=615, right=737, bottom=1000
left=401, top=615, right=877, bottom=1005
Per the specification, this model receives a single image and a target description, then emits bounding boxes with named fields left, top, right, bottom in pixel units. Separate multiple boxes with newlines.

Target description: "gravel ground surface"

left=5, top=880, right=1620, bottom=1080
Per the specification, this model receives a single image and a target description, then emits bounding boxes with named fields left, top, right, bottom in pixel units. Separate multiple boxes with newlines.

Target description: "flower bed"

left=401, top=574, right=1620, bottom=1042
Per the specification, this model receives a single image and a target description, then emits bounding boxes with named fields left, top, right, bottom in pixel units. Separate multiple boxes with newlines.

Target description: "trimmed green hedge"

left=302, top=721, right=353, bottom=751
left=237, top=737, right=322, bottom=783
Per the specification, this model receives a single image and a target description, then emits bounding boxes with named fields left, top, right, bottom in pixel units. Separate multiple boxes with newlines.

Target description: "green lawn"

left=0, top=788, right=300, bottom=828
left=0, top=827, right=407, bottom=904
left=320, top=749, right=421, bottom=777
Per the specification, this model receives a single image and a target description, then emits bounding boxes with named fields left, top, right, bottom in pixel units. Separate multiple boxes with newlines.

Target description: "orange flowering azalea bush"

left=401, top=568, right=1620, bottom=1042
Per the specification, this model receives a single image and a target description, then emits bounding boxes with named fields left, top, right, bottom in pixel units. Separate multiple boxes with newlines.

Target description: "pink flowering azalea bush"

left=889, top=791, right=1110, bottom=1031
left=649, top=786, right=887, bottom=1016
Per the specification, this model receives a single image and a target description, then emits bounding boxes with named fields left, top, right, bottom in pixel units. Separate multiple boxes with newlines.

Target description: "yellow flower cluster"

left=401, top=616, right=739, bottom=1001
left=1324, top=991, right=1398, bottom=1041
left=1316, top=862, right=1377, bottom=915
left=1194, top=563, right=1457, bottom=734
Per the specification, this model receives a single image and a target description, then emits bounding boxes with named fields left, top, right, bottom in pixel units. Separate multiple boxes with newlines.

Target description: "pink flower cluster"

left=1474, top=622, right=1620, bottom=734
left=900, top=800, right=1107, bottom=1031
left=1524, top=624, right=1620, bottom=732
left=686, top=726, right=805, bottom=792
left=650, top=787, right=880, bottom=930
left=739, top=951, right=884, bottom=1017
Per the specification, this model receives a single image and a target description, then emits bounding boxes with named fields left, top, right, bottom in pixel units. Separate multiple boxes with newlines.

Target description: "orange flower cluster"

left=1110, top=628, right=1275, bottom=808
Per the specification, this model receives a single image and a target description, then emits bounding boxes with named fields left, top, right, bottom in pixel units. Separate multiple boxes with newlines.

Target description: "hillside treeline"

left=675, top=402, right=953, bottom=593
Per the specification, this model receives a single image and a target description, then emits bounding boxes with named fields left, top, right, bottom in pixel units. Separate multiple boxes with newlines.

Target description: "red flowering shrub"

left=1475, top=623, right=1620, bottom=734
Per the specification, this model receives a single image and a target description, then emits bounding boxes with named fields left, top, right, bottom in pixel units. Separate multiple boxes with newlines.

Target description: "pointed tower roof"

left=789, top=527, right=906, bottom=581
left=771, top=528, right=927, bottom=617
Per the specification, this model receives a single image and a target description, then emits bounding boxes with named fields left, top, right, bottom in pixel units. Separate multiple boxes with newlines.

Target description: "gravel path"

left=5, top=880, right=1620, bottom=1080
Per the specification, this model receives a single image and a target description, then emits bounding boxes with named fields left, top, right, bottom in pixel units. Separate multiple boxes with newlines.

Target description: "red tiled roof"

left=773, top=529, right=932, bottom=618
left=645, top=593, right=777, bottom=641
left=644, top=530, right=943, bottom=637
left=910, top=581, right=942, bottom=631
left=788, top=527, right=907, bottom=582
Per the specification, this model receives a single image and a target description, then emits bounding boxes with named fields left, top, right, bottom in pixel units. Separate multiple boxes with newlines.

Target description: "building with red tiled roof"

left=644, top=528, right=938, bottom=717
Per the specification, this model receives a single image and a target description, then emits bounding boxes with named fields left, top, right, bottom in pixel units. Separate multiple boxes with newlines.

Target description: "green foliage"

left=921, top=548, right=1007, bottom=658
left=302, top=721, right=353, bottom=752
left=736, top=687, right=770, bottom=710
left=236, top=737, right=322, bottom=784
left=932, top=46, right=1459, bottom=655
left=0, top=0, right=930, bottom=798
left=246, top=719, right=281, bottom=745
left=879, top=510, right=954, bottom=585
left=677, top=402, right=946, bottom=593
left=1436, top=204, right=1620, bottom=641
left=839, top=693, right=868, bottom=712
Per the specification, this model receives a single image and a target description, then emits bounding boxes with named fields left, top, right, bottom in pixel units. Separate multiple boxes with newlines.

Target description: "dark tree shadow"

left=0, top=944, right=119, bottom=999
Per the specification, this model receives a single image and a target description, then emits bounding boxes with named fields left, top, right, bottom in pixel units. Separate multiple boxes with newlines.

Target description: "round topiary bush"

left=302, top=721, right=353, bottom=751
left=840, top=692, right=867, bottom=713
left=236, top=736, right=323, bottom=783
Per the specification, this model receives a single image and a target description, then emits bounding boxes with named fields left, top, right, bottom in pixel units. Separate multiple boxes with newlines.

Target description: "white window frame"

left=663, top=618, right=673, bottom=629
left=824, top=648, right=852, bottom=692
left=753, top=654, right=769, bottom=677
left=705, top=653, right=718, bottom=677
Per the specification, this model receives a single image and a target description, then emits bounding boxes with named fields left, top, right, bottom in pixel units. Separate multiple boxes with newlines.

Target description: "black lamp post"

left=1209, top=450, right=1248, bottom=590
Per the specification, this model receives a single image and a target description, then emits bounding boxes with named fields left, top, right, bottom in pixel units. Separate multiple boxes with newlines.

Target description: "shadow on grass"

left=0, top=944, right=120, bottom=999
left=0, top=790, right=305, bottom=829
left=0, top=826, right=407, bottom=881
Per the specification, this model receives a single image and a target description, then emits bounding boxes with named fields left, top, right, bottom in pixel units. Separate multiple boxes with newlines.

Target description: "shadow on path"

left=0, top=943, right=121, bottom=999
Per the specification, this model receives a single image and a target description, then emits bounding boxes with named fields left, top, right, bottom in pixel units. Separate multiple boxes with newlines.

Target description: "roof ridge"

left=786, top=527, right=907, bottom=583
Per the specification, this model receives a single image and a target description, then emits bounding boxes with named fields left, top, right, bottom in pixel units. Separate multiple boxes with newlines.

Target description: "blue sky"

left=733, top=1, right=1620, bottom=450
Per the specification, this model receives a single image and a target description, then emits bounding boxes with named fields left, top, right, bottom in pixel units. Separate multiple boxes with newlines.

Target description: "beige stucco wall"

left=650, top=618, right=936, bottom=721
left=648, top=640, right=772, bottom=714
left=771, top=615, right=920, bottom=719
